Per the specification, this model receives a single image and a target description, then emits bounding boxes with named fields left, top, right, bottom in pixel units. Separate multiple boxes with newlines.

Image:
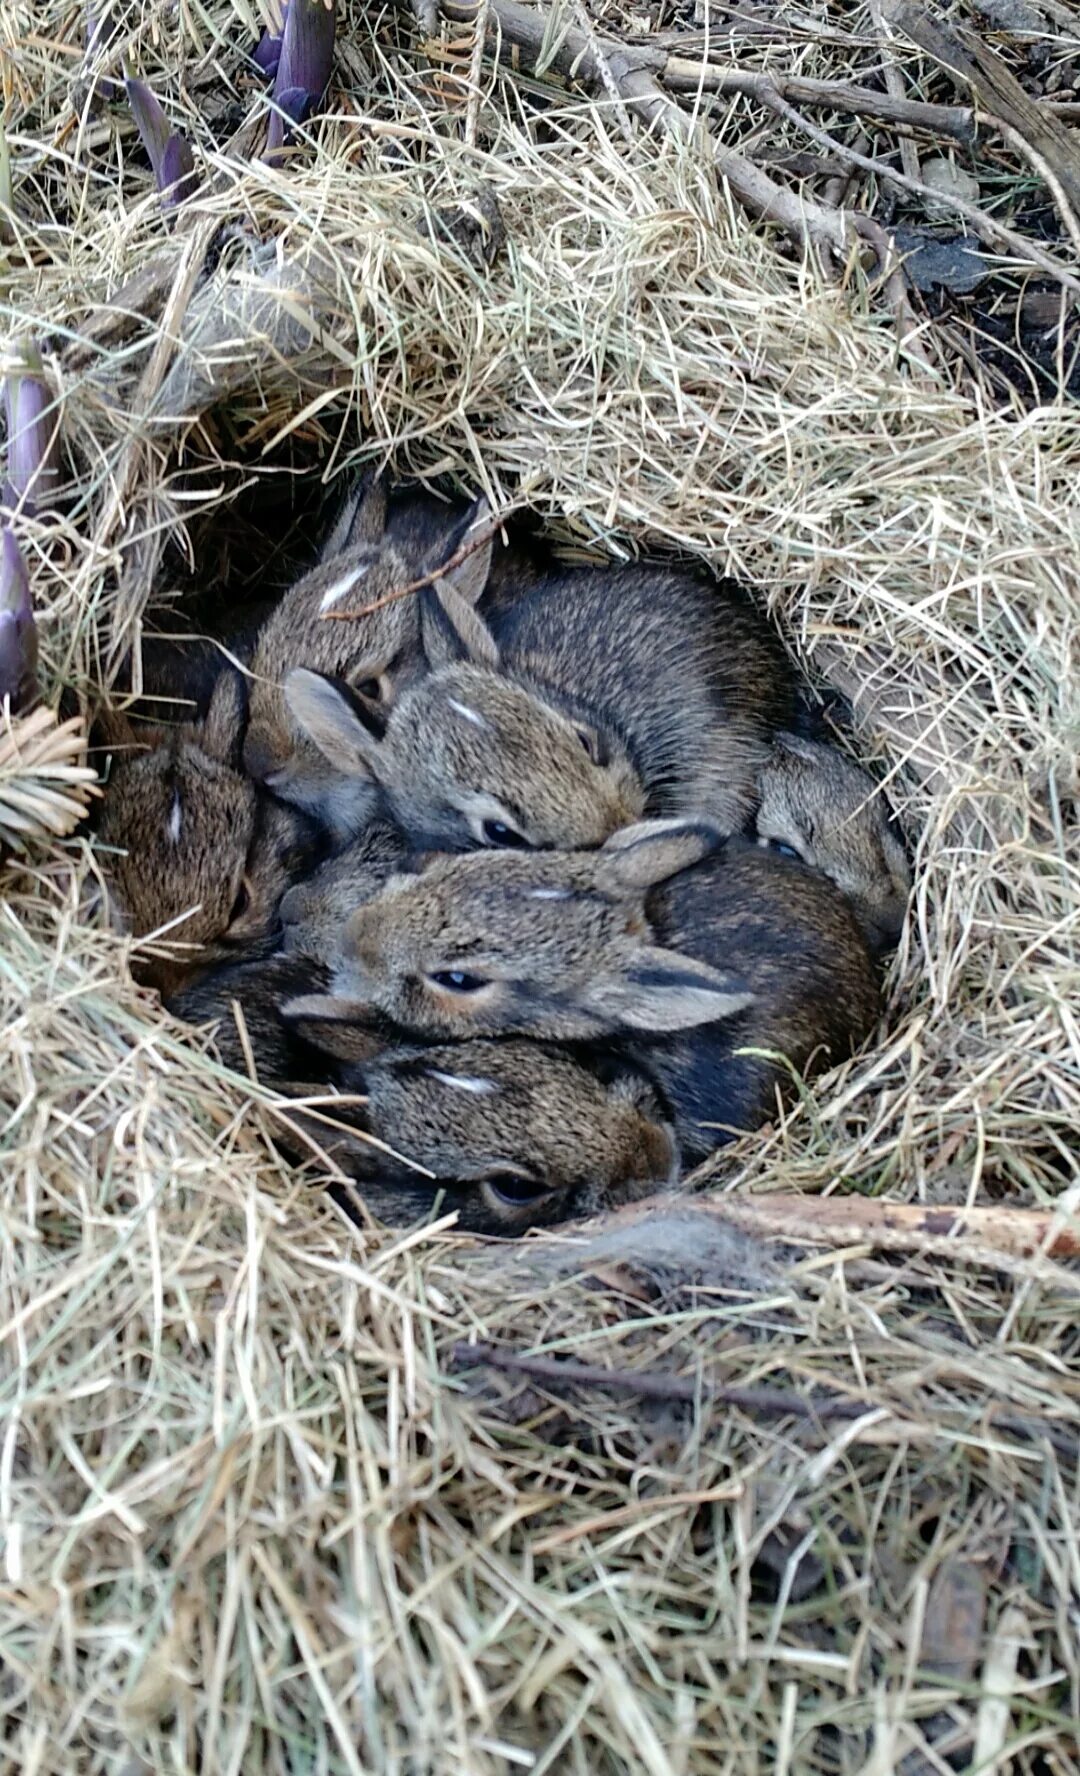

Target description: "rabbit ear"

left=420, top=577, right=500, bottom=671
left=201, top=669, right=247, bottom=766
left=281, top=993, right=384, bottom=1063
left=596, top=819, right=723, bottom=893
left=440, top=497, right=495, bottom=610
left=772, top=731, right=822, bottom=764
left=94, top=704, right=138, bottom=753
left=345, top=474, right=389, bottom=548
left=590, top=945, right=753, bottom=1032
left=285, top=669, right=383, bottom=780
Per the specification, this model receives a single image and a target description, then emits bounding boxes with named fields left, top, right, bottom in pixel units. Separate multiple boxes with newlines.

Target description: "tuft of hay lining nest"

left=1, top=0, right=1078, bottom=1769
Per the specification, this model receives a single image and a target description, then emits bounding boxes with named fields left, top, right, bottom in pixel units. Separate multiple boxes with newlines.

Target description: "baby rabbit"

left=96, top=669, right=317, bottom=997
left=286, top=541, right=797, bottom=854
left=279, top=818, right=411, bottom=967
left=755, top=733, right=911, bottom=953
left=170, top=953, right=677, bottom=1233
left=243, top=479, right=493, bottom=839
left=297, top=820, right=880, bottom=1161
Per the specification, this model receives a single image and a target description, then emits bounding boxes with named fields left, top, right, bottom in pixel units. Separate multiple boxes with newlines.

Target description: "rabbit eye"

left=428, top=969, right=488, bottom=994
left=768, top=839, right=802, bottom=862
left=481, top=819, right=529, bottom=849
left=228, top=877, right=252, bottom=924
left=575, top=726, right=609, bottom=767
left=482, top=1169, right=550, bottom=1207
left=354, top=677, right=382, bottom=701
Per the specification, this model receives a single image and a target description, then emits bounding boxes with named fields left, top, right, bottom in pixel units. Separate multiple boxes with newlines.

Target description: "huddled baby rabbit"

left=95, top=474, right=909, bottom=1231
left=293, top=817, right=881, bottom=1162
left=170, top=952, right=677, bottom=1232
left=285, top=530, right=798, bottom=852
left=243, top=478, right=493, bottom=839
left=96, top=669, right=317, bottom=997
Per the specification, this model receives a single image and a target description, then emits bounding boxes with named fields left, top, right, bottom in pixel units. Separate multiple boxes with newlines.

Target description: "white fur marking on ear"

left=166, top=793, right=182, bottom=844
left=447, top=698, right=490, bottom=731
left=318, top=562, right=370, bottom=613
left=429, top=1071, right=499, bottom=1096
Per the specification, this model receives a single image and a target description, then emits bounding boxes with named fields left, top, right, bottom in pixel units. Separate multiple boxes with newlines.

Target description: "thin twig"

left=319, top=510, right=508, bottom=622
left=662, top=60, right=974, bottom=144
left=442, top=0, right=853, bottom=263
left=453, top=1340, right=878, bottom=1420
left=753, top=82, right=1080, bottom=299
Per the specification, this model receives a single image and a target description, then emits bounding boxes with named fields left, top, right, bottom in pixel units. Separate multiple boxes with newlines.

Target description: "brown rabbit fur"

left=304, top=820, right=880, bottom=1161
left=243, top=479, right=494, bottom=839
left=171, top=954, right=678, bottom=1233
left=96, top=670, right=316, bottom=997
left=279, top=819, right=411, bottom=966
left=756, top=733, right=911, bottom=953
left=285, top=540, right=797, bottom=854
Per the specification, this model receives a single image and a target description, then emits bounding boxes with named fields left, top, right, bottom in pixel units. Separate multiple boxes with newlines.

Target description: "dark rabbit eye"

left=575, top=726, right=609, bottom=767
left=429, top=969, right=488, bottom=993
left=229, top=877, right=252, bottom=924
left=484, top=1170, right=549, bottom=1206
left=768, top=839, right=802, bottom=861
left=354, top=677, right=382, bottom=701
left=481, top=819, right=529, bottom=849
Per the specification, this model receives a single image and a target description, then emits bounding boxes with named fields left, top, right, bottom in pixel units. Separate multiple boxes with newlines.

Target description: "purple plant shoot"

left=3, top=352, right=61, bottom=514
left=125, top=77, right=198, bottom=208
left=264, top=0, right=335, bottom=162
left=253, top=2, right=288, bottom=78
left=0, top=528, right=38, bottom=713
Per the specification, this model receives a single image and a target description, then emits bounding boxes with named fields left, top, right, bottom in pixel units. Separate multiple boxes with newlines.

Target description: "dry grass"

left=1, top=0, right=1079, bottom=1770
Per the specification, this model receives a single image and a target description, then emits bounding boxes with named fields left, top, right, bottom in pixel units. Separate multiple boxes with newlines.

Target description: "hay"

left=1, top=0, right=1079, bottom=1768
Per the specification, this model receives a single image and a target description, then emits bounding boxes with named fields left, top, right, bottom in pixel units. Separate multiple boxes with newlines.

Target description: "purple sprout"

left=3, top=350, right=60, bottom=515
left=0, top=528, right=38, bottom=713
left=253, top=2, right=288, bottom=79
left=82, top=6, right=123, bottom=108
left=264, top=0, right=336, bottom=163
left=125, top=77, right=198, bottom=209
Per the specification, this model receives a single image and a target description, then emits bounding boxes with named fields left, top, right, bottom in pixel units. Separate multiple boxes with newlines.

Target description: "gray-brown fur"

left=285, top=549, right=796, bottom=853
left=756, top=733, right=911, bottom=953
left=95, top=671, right=316, bottom=997
left=243, top=481, right=492, bottom=839
left=171, top=954, right=677, bottom=1233
left=315, top=820, right=880, bottom=1161
left=280, top=819, right=411, bottom=966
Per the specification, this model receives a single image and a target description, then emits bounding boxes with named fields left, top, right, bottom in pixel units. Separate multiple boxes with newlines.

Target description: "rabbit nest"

left=2, top=0, right=1079, bottom=1771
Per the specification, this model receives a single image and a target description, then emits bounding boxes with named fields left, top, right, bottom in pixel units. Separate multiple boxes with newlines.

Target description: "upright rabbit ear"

left=343, top=474, right=389, bottom=550
left=94, top=704, right=139, bottom=754
left=285, top=669, right=383, bottom=780
left=589, top=945, right=753, bottom=1032
left=440, top=496, right=495, bottom=610
left=201, top=669, right=247, bottom=766
left=281, top=993, right=385, bottom=1064
left=596, top=819, right=723, bottom=893
left=419, top=580, right=500, bottom=671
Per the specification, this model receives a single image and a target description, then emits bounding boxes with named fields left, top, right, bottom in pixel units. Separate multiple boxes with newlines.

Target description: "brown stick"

left=662, top=61, right=974, bottom=144
left=888, top=0, right=1080, bottom=258
left=453, top=1339, right=876, bottom=1419
left=603, top=1193, right=1080, bottom=1264
left=442, top=0, right=853, bottom=263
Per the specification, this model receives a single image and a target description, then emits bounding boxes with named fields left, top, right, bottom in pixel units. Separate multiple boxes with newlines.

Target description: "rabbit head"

left=277, top=1008, right=680, bottom=1232
left=243, top=482, right=494, bottom=839
left=756, top=733, right=911, bottom=951
left=286, top=599, right=645, bottom=853
left=295, top=819, right=752, bottom=1041
left=357, top=1038, right=679, bottom=1232
left=96, top=671, right=316, bottom=995
left=279, top=819, right=411, bottom=966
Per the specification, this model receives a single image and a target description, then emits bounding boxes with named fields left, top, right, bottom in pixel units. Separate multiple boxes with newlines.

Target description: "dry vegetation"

left=1, top=0, right=1078, bottom=1769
